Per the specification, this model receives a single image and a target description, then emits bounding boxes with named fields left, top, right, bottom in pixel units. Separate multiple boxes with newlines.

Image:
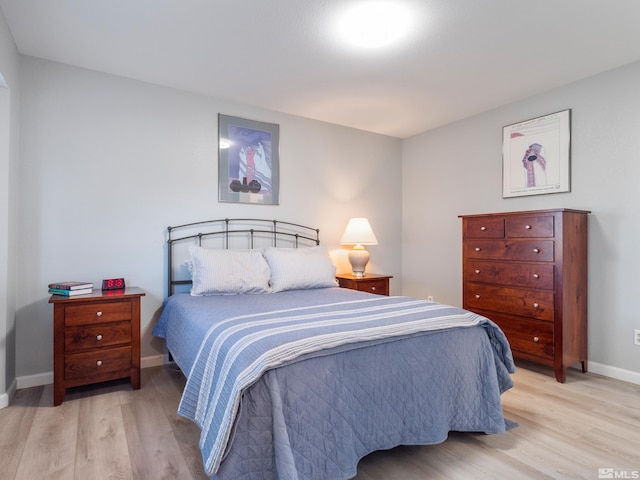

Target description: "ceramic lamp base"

left=348, top=245, right=370, bottom=278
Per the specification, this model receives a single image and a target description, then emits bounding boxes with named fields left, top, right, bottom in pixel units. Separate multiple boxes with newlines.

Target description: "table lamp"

left=340, top=218, right=378, bottom=277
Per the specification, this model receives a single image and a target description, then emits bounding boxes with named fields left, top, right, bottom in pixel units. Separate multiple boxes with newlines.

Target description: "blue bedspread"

left=153, top=288, right=515, bottom=479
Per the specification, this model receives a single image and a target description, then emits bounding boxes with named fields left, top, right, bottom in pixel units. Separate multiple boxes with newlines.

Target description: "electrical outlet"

left=635, top=329, right=640, bottom=346
left=427, top=295, right=434, bottom=302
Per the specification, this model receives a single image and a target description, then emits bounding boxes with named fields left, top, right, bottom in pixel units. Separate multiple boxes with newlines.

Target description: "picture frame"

left=218, top=114, right=280, bottom=205
left=502, top=109, right=571, bottom=198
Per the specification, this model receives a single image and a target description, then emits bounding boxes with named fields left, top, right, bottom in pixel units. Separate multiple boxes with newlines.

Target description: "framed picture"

left=218, top=114, right=280, bottom=204
left=502, top=109, right=571, bottom=198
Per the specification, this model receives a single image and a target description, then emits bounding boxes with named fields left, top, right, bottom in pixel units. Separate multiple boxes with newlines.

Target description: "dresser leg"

left=54, top=384, right=65, bottom=406
left=554, top=366, right=566, bottom=383
left=581, top=360, right=588, bottom=373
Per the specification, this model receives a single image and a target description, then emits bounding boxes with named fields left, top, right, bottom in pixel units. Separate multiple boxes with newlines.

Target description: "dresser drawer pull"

left=96, top=334, right=103, bottom=341
left=96, top=311, right=103, bottom=317
left=533, top=303, right=539, bottom=308
left=480, top=226, right=487, bottom=231
left=96, top=360, right=103, bottom=367
left=533, top=248, right=540, bottom=253
left=533, top=336, right=540, bottom=343
left=475, top=294, right=481, bottom=299
left=475, top=247, right=481, bottom=252
left=474, top=269, right=481, bottom=274
left=533, top=273, right=540, bottom=279
left=525, top=224, right=532, bottom=230
left=370, top=286, right=376, bottom=291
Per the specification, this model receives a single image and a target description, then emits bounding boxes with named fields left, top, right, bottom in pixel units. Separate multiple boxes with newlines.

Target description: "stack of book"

left=48, top=281, right=94, bottom=296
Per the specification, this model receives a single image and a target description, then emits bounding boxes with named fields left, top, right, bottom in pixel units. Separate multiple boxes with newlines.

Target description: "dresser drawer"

left=464, top=217, right=505, bottom=238
left=506, top=215, right=554, bottom=238
left=65, top=346, right=132, bottom=381
left=464, top=284, right=554, bottom=321
left=464, top=260, right=554, bottom=289
left=64, top=301, right=132, bottom=327
left=464, top=240, right=554, bottom=262
left=486, top=313, right=554, bottom=360
left=64, top=322, right=132, bottom=352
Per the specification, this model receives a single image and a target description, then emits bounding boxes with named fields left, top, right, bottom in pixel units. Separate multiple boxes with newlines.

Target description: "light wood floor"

left=1, top=360, right=638, bottom=480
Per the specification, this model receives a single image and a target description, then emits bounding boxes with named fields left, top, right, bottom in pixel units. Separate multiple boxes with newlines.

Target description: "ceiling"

left=2, top=0, right=640, bottom=138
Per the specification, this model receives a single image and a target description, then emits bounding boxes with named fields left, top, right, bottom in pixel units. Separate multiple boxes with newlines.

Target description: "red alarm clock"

left=102, top=278, right=126, bottom=290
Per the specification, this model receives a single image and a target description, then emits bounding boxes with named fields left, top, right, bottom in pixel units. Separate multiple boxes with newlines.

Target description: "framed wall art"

left=502, top=109, right=571, bottom=198
left=218, top=114, right=280, bottom=205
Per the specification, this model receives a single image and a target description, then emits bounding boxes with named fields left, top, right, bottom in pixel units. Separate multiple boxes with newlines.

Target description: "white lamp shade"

left=340, top=218, right=378, bottom=245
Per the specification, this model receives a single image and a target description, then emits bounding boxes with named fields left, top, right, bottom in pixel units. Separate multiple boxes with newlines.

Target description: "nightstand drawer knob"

left=96, top=360, right=103, bottom=366
left=371, top=286, right=376, bottom=291
left=533, top=273, right=539, bottom=279
left=533, top=248, right=540, bottom=253
left=480, top=226, right=487, bottom=231
left=96, top=311, right=103, bottom=317
left=475, top=294, right=481, bottom=299
left=475, top=247, right=481, bottom=252
left=533, top=336, right=540, bottom=343
left=474, top=269, right=481, bottom=274
left=533, top=303, right=539, bottom=308
left=96, top=334, right=103, bottom=341
left=525, top=224, right=532, bottom=230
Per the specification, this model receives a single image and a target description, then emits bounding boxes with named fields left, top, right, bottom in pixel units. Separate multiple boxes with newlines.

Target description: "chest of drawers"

left=49, top=287, right=145, bottom=405
left=459, top=209, right=589, bottom=382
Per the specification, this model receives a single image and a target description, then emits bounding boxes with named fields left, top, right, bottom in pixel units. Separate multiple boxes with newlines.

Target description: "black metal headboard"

left=166, top=218, right=320, bottom=296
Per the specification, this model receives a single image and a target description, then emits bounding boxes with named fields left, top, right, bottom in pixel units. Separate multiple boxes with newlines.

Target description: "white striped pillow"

left=263, top=245, right=338, bottom=292
left=189, top=246, right=271, bottom=295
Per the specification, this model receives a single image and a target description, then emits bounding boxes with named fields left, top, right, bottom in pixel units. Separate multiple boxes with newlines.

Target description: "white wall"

left=0, top=7, right=20, bottom=406
left=402, top=60, right=640, bottom=382
left=15, top=57, right=403, bottom=378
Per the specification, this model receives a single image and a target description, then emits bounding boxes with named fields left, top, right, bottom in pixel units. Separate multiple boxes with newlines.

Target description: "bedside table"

left=49, top=287, right=145, bottom=406
left=336, top=273, right=393, bottom=296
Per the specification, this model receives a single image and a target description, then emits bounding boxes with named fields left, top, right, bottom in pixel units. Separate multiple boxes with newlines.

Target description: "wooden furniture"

left=49, top=287, right=145, bottom=405
left=459, top=209, right=589, bottom=383
left=336, top=273, right=392, bottom=296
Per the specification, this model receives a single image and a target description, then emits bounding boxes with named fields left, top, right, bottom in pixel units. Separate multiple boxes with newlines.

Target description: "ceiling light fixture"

left=337, top=1, right=412, bottom=49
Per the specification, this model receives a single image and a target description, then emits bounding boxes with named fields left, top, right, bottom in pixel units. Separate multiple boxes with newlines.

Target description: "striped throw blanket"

left=174, top=294, right=491, bottom=475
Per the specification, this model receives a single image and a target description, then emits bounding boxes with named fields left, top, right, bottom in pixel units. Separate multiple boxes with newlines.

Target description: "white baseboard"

left=6, top=357, right=638, bottom=405
left=0, top=378, right=16, bottom=409
left=141, top=353, right=172, bottom=369
left=16, top=371, right=53, bottom=390
left=588, top=361, right=640, bottom=385
left=13, top=354, right=173, bottom=391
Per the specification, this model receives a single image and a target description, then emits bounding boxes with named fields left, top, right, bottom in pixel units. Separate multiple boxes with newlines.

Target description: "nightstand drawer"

left=65, top=346, right=132, bottom=381
left=64, top=301, right=132, bottom=326
left=336, top=274, right=392, bottom=296
left=64, top=322, right=132, bottom=352
left=355, top=279, right=389, bottom=295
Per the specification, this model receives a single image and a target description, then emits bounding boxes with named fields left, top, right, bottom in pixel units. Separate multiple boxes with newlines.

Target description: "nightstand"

left=49, top=287, right=145, bottom=406
left=336, top=273, right=393, bottom=296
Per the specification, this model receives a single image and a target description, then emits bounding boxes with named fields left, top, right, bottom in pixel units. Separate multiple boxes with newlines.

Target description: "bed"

left=153, top=219, right=515, bottom=480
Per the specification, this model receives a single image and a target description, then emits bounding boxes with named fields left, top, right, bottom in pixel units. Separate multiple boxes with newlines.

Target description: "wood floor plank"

left=0, top=386, right=43, bottom=480
left=121, top=393, right=194, bottom=480
left=74, top=391, right=133, bottom=480
left=13, top=384, right=79, bottom=480
left=2, top=363, right=639, bottom=480
left=148, top=366, right=208, bottom=480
